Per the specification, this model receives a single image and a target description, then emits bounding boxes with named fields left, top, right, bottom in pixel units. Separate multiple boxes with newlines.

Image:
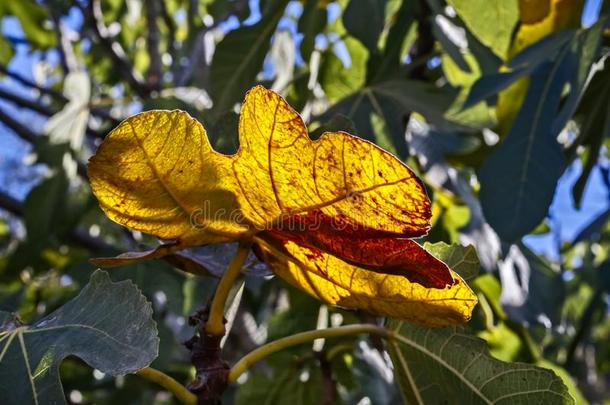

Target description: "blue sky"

left=0, top=0, right=607, bottom=261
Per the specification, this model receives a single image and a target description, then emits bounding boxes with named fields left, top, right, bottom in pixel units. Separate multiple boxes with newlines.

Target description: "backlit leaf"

left=89, top=86, right=477, bottom=325
left=447, top=0, right=519, bottom=59
left=255, top=236, right=477, bottom=327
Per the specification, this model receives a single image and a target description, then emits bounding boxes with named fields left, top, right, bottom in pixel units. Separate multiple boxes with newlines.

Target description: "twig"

left=206, top=240, right=252, bottom=336
left=175, top=30, right=208, bottom=87
left=0, top=64, right=119, bottom=126
left=70, top=229, right=116, bottom=252
left=0, top=86, right=105, bottom=139
left=0, top=107, right=88, bottom=178
left=145, top=0, right=163, bottom=91
left=135, top=367, right=197, bottom=405
left=0, top=87, right=56, bottom=116
left=317, top=350, right=338, bottom=405
left=159, top=0, right=178, bottom=71
left=0, top=190, right=23, bottom=216
left=84, top=0, right=150, bottom=98
left=227, top=324, right=392, bottom=383
left=175, top=0, right=249, bottom=86
left=564, top=287, right=604, bottom=367
left=0, top=107, right=37, bottom=143
left=48, top=9, right=77, bottom=75
left=408, top=0, right=434, bottom=80
left=0, top=189, right=114, bottom=252
left=0, top=64, right=67, bottom=102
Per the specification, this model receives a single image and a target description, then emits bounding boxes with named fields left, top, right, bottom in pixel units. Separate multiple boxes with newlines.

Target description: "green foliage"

left=425, top=241, right=479, bottom=281
left=387, top=321, right=573, bottom=404
left=210, top=0, right=289, bottom=112
left=479, top=22, right=605, bottom=241
left=446, top=0, right=518, bottom=59
left=235, top=366, right=323, bottom=405
left=0, top=271, right=158, bottom=404
left=343, top=0, right=386, bottom=52
left=0, top=0, right=609, bottom=403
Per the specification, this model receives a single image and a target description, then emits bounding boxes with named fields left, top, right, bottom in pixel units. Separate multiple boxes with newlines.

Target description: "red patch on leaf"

left=261, top=210, right=455, bottom=289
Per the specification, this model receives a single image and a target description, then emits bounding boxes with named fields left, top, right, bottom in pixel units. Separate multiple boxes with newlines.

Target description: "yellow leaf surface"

left=90, top=87, right=431, bottom=244
left=89, top=86, right=477, bottom=325
left=88, top=111, right=247, bottom=246
left=256, top=235, right=476, bottom=327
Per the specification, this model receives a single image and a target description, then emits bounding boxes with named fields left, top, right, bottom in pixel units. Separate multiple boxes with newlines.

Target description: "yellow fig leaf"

left=90, top=87, right=430, bottom=243
left=233, top=87, right=432, bottom=235
left=256, top=235, right=476, bottom=327
left=88, top=86, right=477, bottom=325
left=88, top=111, right=247, bottom=246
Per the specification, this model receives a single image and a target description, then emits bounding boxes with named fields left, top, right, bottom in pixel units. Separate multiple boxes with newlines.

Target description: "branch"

left=0, top=86, right=104, bottom=140
left=407, top=0, right=434, bottom=80
left=159, top=0, right=178, bottom=71
left=0, top=106, right=37, bottom=143
left=0, top=190, right=23, bottom=216
left=0, top=64, right=66, bottom=102
left=0, top=64, right=119, bottom=126
left=70, top=229, right=116, bottom=252
left=0, top=86, right=56, bottom=116
left=175, top=0, right=249, bottom=86
left=227, top=324, right=392, bottom=383
left=145, top=0, right=163, bottom=91
left=0, top=107, right=88, bottom=178
left=48, top=8, right=77, bottom=75
left=84, top=0, right=150, bottom=98
left=135, top=367, right=197, bottom=405
left=0, top=189, right=114, bottom=252
left=175, top=30, right=209, bottom=87
left=205, top=240, right=252, bottom=336
left=564, top=287, right=604, bottom=367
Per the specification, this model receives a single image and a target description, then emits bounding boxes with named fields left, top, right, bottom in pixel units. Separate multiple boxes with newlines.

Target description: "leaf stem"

left=205, top=240, right=252, bottom=336
left=227, top=324, right=392, bottom=383
left=135, top=367, right=197, bottom=405
left=564, top=287, right=603, bottom=367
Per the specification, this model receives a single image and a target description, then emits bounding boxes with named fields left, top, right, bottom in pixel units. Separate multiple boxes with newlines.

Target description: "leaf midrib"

left=510, top=44, right=571, bottom=232
left=392, top=323, right=493, bottom=405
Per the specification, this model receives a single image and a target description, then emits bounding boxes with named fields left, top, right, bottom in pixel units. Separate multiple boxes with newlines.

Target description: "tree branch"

left=0, top=107, right=37, bottom=143
left=0, top=189, right=114, bottom=252
left=0, top=107, right=88, bottom=178
left=175, top=0, right=249, bottom=86
left=0, top=86, right=56, bottom=116
left=84, top=0, right=151, bottom=98
left=408, top=0, right=434, bottom=80
left=145, top=0, right=163, bottom=91
left=159, top=0, right=178, bottom=72
left=0, top=190, right=23, bottom=216
left=0, top=86, right=104, bottom=140
left=0, top=64, right=66, bottom=102
left=48, top=9, right=77, bottom=75
left=0, top=64, right=119, bottom=125
left=564, top=286, right=604, bottom=368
